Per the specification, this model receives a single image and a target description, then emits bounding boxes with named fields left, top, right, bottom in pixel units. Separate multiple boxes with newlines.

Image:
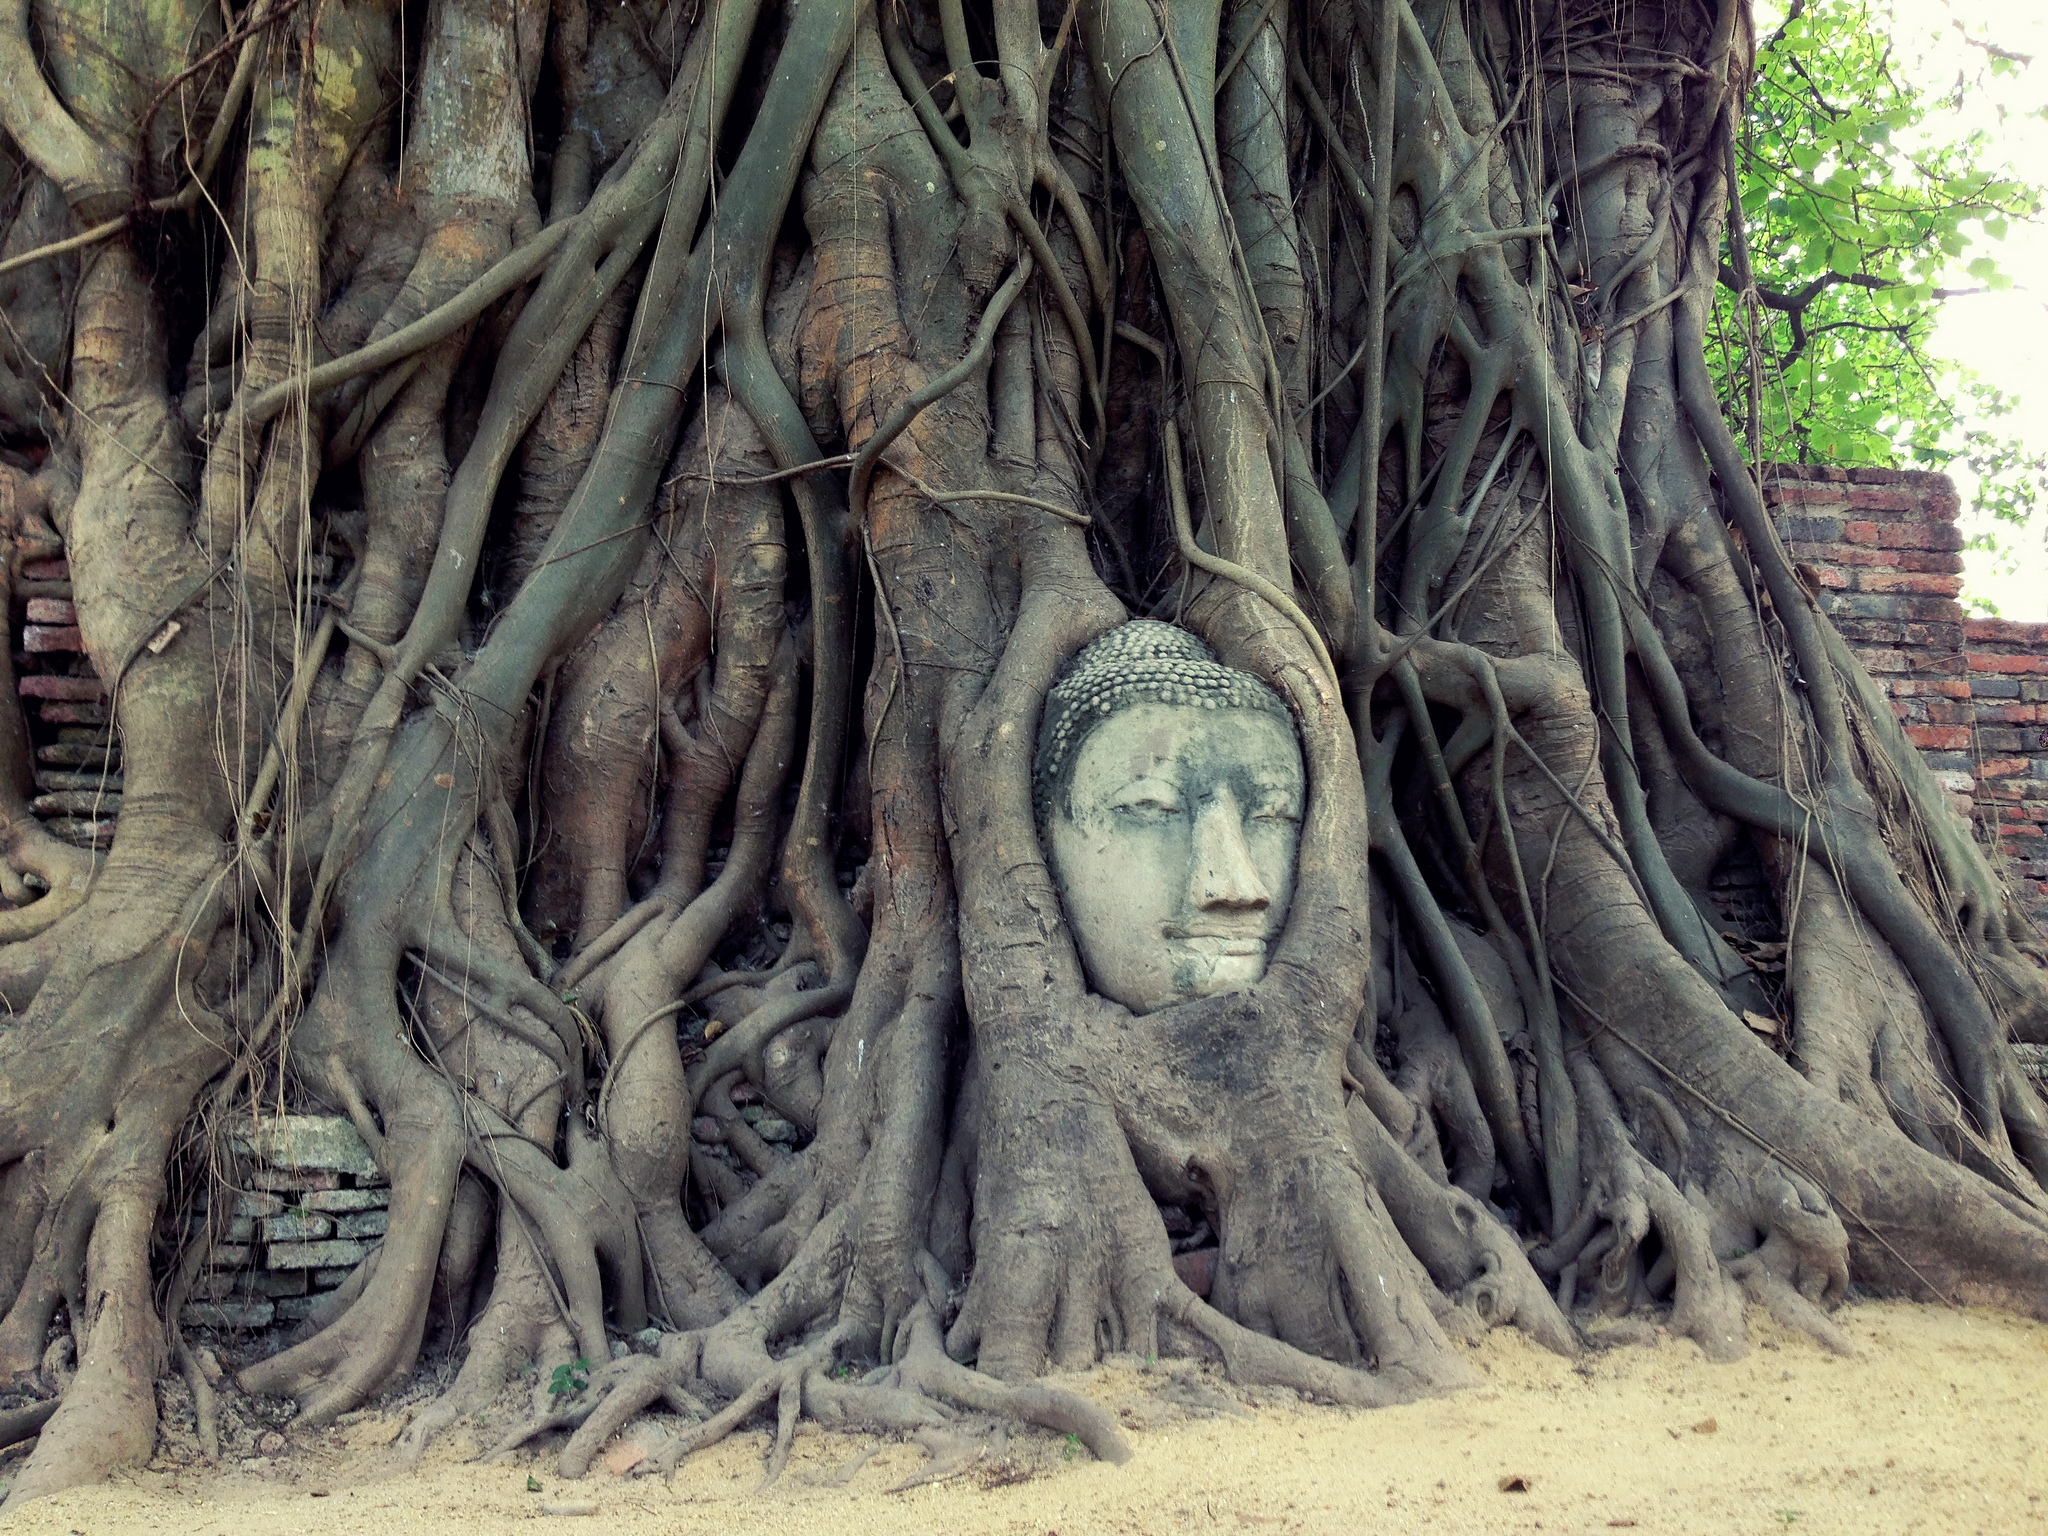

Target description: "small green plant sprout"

left=547, top=1359, right=592, bottom=1397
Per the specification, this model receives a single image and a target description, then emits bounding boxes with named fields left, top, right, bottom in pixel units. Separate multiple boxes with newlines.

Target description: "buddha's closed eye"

left=1111, top=780, right=1183, bottom=817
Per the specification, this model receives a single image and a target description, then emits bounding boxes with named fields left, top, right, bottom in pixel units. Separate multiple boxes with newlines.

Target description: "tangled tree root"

left=0, top=0, right=2040, bottom=1507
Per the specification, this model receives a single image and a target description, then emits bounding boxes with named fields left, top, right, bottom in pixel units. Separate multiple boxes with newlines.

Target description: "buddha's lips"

left=1163, top=929, right=1268, bottom=957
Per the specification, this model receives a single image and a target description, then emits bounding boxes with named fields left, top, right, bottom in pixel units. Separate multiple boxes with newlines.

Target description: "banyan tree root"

left=0, top=0, right=2037, bottom=1507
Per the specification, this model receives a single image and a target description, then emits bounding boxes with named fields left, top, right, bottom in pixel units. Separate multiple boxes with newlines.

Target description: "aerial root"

left=1156, top=1279, right=1416, bottom=1407
left=883, top=1427, right=988, bottom=1492
left=173, top=1335, right=220, bottom=1461
left=1727, top=1253, right=1856, bottom=1358
left=483, top=1292, right=1136, bottom=1487
left=1723, top=1166, right=1855, bottom=1358
left=391, top=1248, right=576, bottom=1469
left=878, top=1302, right=1129, bottom=1464
left=0, top=1398, right=57, bottom=1457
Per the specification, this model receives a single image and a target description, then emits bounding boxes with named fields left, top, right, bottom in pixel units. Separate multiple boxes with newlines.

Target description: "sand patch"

left=6, top=1299, right=2044, bottom=1536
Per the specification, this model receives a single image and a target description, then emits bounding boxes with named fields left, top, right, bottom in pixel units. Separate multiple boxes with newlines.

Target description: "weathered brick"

left=38, top=701, right=107, bottom=724
left=183, top=1301, right=274, bottom=1329
left=33, top=790, right=119, bottom=816
left=1764, top=483, right=1851, bottom=506
left=1825, top=545, right=1905, bottom=568
left=1855, top=571, right=1964, bottom=596
left=1977, top=703, right=2041, bottom=724
left=1901, top=622, right=1966, bottom=646
left=300, top=1187, right=389, bottom=1213
left=1763, top=462, right=1850, bottom=483
left=250, top=1168, right=343, bottom=1192
left=260, top=1212, right=333, bottom=1242
left=22, top=598, right=74, bottom=625
left=195, top=1269, right=306, bottom=1301
left=1964, top=617, right=2048, bottom=646
left=231, top=1115, right=379, bottom=1177
left=16, top=676, right=104, bottom=700
left=1904, top=725, right=1972, bottom=750
left=1842, top=520, right=1881, bottom=544
left=1776, top=514, right=1844, bottom=543
left=22, top=624, right=82, bottom=652
left=334, top=1210, right=388, bottom=1240
left=1843, top=487, right=1920, bottom=512
left=1968, top=653, right=2048, bottom=675
left=1873, top=549, right=1963, bottom=574
left=1827, top=594, right=1904, bottom=620
left=1873, top=522, right=1966, bottom=551
left=266, top=1239, right=368, bottom=1270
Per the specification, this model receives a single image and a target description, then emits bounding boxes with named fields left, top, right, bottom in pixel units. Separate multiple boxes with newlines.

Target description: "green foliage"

left=547, top=1359, right=592, bottom=1397
left=1718, top=0, right=2048, bottom=551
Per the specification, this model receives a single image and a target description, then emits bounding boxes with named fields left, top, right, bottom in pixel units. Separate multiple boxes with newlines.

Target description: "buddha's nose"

left=1190, top=792, right=1271, bottom=912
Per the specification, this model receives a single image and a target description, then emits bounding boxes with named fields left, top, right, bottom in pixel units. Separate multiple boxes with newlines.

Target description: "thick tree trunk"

left=0, top=0, right=2034, bottom=1504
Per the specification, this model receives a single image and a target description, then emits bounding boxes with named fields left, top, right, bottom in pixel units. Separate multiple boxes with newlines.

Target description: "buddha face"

left=1048, top=701, right=1305, bottom=1014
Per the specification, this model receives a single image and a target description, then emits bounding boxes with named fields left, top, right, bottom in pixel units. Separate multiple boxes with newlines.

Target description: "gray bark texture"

left=0, top=0, right=2034, bottom=1503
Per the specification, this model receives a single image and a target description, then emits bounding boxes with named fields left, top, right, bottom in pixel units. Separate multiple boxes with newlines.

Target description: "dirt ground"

left=2, top=1297, right=2042, bottom=1535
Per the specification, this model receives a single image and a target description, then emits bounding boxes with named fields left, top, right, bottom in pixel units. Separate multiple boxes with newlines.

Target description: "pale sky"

left=1870, top=0, right=2048, bottom=618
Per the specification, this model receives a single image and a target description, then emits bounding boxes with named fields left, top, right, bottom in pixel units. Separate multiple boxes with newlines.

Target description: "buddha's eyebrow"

left=1115, top=771, right=1182, bottom=790
left=1242, top=774, right=1301, bottom=794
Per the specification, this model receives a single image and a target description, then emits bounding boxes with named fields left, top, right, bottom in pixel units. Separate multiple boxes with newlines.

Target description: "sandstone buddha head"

left=1035, top=621, right=1305, bottom=1015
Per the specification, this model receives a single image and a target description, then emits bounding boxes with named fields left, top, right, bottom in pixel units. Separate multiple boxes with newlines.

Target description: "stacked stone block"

left=183, top=1116, right=388, bottom=1330
left=11, top=557, right=119, bottom=849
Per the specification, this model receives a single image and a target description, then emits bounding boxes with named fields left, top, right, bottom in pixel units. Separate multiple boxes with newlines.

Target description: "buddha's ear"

left=946, top=581, right=1120, bottom=1023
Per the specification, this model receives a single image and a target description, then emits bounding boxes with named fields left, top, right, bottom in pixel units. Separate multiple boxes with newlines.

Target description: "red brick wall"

left=1764, top=465, right=2047, bottom=930
left=1963, top=618, right=2048, bottom=927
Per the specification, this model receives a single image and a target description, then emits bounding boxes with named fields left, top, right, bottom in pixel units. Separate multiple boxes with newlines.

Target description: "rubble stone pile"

left=183, top=1116, right=387, bottom=1331
left=13, top=556, right=119, bottom=850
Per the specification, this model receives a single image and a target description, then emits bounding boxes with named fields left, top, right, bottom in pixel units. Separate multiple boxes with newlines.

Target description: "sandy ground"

left=2, top=1298, right=2043, bottom=1535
